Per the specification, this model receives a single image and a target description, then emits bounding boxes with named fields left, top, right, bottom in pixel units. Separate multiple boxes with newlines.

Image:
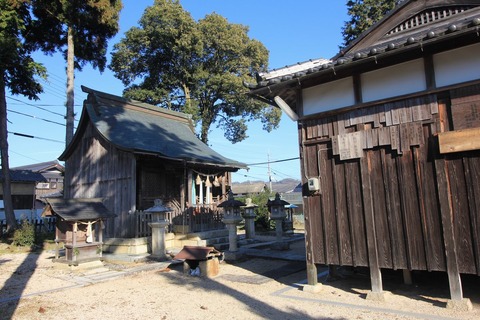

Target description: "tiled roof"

left=42, top=198, right=116, bottom=221
left=231, top=182, right=266, bottom=195
left=246, top=1, right=480, bottom=95
left=12, top=160, right=64, bottom=173
left=59, top=86, right=247, bottom=170
left=0, top=169, right=46, bottom=183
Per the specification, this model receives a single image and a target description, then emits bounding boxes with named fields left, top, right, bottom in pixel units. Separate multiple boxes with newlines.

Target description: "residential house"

left=12, top=160, right=65, bottom=211
left=0, top=170, right=46, bottom=220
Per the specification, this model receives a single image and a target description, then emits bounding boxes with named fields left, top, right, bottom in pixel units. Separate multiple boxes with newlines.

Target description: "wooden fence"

left=126, top=204, right=225, bottom=238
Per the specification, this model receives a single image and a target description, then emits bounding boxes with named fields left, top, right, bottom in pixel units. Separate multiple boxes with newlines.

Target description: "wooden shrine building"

left=42, top=198, right=116, bottom=265
left=58, top=86, right=246, bottom=253
left=246, top=0, right=480, bottom=308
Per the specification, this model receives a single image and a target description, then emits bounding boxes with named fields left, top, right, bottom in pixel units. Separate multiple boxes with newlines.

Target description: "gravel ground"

left=1, top=242, right=479, bottom=320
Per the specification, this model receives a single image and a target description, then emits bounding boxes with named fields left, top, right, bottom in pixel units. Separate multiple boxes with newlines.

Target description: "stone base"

left=270, top=241, right=290, bottom=251
left=366, top=291, right=391, bottom=302
left=302, top=283, right=322, bottom=293
left=223, top=251, right=245, bottom=261
left=103, top=237, right=150, bottom=254
left=446, top=298, right=473, bottom=311
left=53, top=259, right=106, bottom=272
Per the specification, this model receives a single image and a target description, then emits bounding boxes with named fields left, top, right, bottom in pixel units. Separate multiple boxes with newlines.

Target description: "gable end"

left=386, top=5, right=476, bottom=36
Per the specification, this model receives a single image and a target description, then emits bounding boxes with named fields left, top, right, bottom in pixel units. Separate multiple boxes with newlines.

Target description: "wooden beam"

left=438, top=127, right=480, bottom=154
left=360, top=154, right=383, bottom=293
left=434, top=157, right=463, bottom=301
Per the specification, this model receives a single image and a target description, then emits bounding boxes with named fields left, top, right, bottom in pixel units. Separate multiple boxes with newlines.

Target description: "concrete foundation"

left=446, top=298, right=473, bottom=311
left=366, top=291, right=391, bottom=302
left=302, top=284, right=323, bottom=293
left=103, top=237, right=150, bottom=254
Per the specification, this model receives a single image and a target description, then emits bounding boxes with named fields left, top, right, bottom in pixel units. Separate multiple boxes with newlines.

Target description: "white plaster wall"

left=302, top=77, right=355, bottom=116
left=361, top=59, right=426, bottom=103
left=434, top=42, right=480, bottom=88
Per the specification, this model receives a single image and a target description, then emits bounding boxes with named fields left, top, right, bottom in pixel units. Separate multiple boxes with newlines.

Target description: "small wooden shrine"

left=42, top=198, right=116, bottom=265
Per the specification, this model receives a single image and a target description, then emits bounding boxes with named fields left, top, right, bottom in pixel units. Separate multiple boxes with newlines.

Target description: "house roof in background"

left=59, top=86, right=247, bottom=171
left=0, top=170, right=46, bottom=183
left=12, top=160, right=64, bottom=180
left=12, top=160, right=64, bottom=172
left=231, top=182, right=266, bottom=195
left=231, top=179, right=300, bottom=195
left=42, top=198, right=116, bottom=221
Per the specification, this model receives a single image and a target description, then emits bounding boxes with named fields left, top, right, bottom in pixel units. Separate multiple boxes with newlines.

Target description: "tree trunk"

left=65, top=26, right=75, bottom=147
left=200, top=120, right=210, bottom=145
left=0, top=72, right=17, bottom=233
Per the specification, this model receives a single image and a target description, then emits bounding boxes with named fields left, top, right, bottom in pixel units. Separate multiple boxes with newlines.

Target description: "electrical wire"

left=9, top=150, right=44, bottom=163
left=8, top=131, right=64, bottom=143
left=7, top=109, right=66, bottom=126
left=7, top=96, right=65, bottom=118
left=246, top=157, right=299, bottom=166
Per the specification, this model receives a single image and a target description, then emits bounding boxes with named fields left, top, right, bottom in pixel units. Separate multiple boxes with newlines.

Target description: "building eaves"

left=42, top=198, right=116, bottom=221
left=245, top=5, right=480, bottom=97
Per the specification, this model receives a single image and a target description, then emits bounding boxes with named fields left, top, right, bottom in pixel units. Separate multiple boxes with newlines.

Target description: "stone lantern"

left=219, top=190, right=245, bottom=253
left=242, top=198, right=257, bottom=239
left=146, top=199, right=172, bottom=260
left=267, top=193, right=290, bottom=250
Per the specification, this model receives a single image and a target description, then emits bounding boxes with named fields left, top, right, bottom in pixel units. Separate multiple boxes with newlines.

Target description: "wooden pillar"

left=187, top=170, right=193, bottom=205
left=55, top=223, right=60, bottom=260
left=180, top=164, right=186, bottom=211
left=73, top=222, right=78, bottom=262
left=360, top=154, right=385, bottom=299
left=434, top=158, right=464, bottom=301
left=98, top=220, right=104, bottom=257
left=303, top=248, right=322, bottom=293
left=99, top=220, right=103, bottom=243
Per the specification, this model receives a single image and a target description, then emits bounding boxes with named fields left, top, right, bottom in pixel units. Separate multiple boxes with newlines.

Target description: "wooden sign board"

left=438, top=127, right=480, bottom=154
left=338, top=131, right=364, bottom=160
left=451, top=101, right=480, bottom=130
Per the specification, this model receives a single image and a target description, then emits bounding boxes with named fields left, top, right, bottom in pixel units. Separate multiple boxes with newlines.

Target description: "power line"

left=7, top=96, right=65, bottom=117
left=9, top=150, right=44, bottom=163
left=246, top=157, right=299, bottom=166
left=8, top=131, right=64, bottom=144
left=7, top=109, right=66, bottom=126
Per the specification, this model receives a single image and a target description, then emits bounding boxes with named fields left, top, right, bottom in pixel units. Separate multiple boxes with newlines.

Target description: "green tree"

left=0, top=0, right=46, bottom=232
left=109, top=0, right=279, bottom=145
left=341, top=0, right=402, bottom=48
left=28, top=0, right=122, bottom=146
left=237, top=190, right=274, bottom=231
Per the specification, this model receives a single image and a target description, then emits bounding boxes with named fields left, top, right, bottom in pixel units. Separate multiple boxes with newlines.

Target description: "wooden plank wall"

left=302, top=87, right=480, bottom=274
left=64, top=122, right=136, bottom=238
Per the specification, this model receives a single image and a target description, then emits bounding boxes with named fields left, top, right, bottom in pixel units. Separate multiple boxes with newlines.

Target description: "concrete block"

left=366, top=291, right=391, bottom=302
left=302, top=284, right=322, bottom=293
left=446, top=298, right=473, bottom=311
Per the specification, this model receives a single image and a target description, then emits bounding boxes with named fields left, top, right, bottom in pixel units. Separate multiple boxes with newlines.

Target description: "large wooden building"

left=59, top=86, right=246, bottom=250
left=247, top=0, right=480, bottom=307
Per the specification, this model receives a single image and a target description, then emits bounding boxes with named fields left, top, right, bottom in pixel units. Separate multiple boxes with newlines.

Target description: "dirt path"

left=1, top=247, right=480, bottom=320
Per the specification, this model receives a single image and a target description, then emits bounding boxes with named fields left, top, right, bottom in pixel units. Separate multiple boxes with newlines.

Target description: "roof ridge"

left=81, top=85, right=193, bottom=123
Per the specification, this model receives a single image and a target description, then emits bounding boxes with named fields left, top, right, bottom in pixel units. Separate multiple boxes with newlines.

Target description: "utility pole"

left=267, top=152, right=273, bottom=192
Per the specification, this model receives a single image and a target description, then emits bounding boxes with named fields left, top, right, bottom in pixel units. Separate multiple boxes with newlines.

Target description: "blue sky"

left=6, top=0, right=348, bottom=182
